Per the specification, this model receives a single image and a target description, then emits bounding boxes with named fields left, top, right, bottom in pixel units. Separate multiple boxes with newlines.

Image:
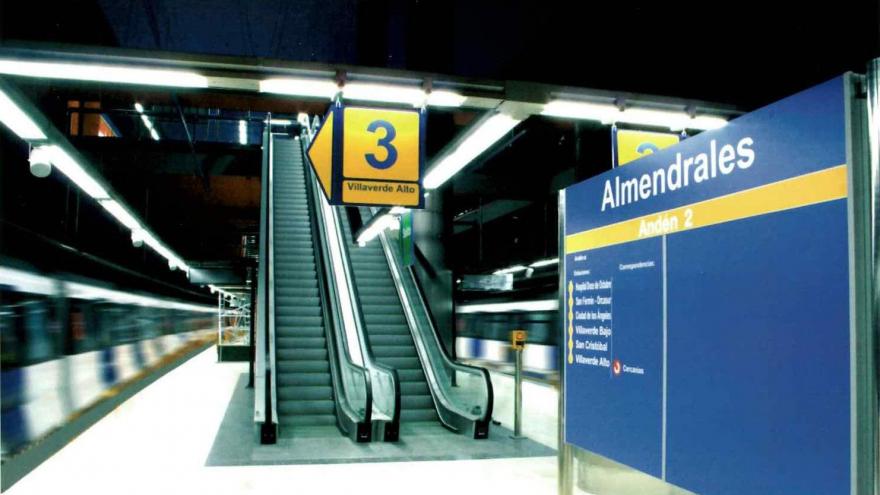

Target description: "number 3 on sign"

left=365, top=120, right=398, bottom=170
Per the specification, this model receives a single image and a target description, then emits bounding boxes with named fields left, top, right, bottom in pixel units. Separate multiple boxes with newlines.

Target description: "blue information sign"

left=562, top=76, right=858, bottom=494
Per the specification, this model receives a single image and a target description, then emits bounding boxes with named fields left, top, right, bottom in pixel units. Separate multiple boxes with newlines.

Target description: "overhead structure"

left=0, top=47, right=738, bottom=194
left=0, top=78, right=191, bottom=274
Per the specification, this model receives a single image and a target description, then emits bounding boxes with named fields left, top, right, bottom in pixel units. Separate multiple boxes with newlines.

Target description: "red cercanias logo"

left=612, top=359, right=622, bottom=376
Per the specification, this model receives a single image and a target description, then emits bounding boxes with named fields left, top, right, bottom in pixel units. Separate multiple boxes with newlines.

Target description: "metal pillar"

left=558, top=190, right=574, bottom=495
left=513, top=348, right=523, bottom=438
left=865, top=57, right=879, bottom=495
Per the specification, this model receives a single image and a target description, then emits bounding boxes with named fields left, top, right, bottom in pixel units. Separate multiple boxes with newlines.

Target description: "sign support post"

left=558, top=190, right=574, bottom=495
left=865, top=57, right=880, bottom=495
left=511, top=330, right=527, bottom=439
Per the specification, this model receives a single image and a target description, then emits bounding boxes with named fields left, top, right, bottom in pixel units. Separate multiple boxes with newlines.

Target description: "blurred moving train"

left=0, top=264, right=215, bottom=456
left=454, top=299, right=560, bottom=379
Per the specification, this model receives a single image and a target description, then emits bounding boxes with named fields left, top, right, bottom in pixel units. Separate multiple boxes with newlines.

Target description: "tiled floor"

left=6, top=348, right=561, bottom=495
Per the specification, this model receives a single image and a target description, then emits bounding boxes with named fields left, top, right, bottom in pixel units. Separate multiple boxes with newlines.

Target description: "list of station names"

left=567, top=253, right=613, bottom=370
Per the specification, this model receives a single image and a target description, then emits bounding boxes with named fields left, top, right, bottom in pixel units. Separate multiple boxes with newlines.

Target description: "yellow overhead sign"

left=306, top=105, right=425, bottom=208
left=614, top=129, right=681, bottom=167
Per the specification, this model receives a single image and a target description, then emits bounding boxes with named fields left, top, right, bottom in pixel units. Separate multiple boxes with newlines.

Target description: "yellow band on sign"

left=565, top=164, right=848, bottom=255
left=342, top=180, right=420, bottom=206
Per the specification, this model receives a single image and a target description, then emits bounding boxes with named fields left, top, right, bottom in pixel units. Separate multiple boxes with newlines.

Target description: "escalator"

left=339, top=211, right=438, bottom=423
left=341, top=207, right=494, bottom=438
left=256, top=119, right=487, bottom=444
left=255, top=127, right=398, bottom=443
left=271, top=136, right=335, bottom=430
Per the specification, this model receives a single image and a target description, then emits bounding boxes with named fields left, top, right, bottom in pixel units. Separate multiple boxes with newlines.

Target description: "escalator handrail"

left=373, top=211, right=493, bottom=430
left=299, top=130, right=373, bottom=435
left=267, top=128, right=279, bottom=430
left=330, top=205, right=402, bottom=430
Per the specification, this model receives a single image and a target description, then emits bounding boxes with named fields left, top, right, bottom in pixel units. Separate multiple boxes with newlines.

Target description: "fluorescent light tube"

left=529, top=257, right=559, bottom=268
left=542, top=100, right=620, bottom=123
left=149, top=128, right=160, bottom=141
left=141, top=231, right=188, bottom=273
left=46, top=146, right=109, bottom=199
left=423, top=113, right=520, bottom=189
left=542, top=99, right=727, bottom=131
left=140, top=114, right=153, bottom=130
left=269, top=119, right=292, bottom=125
left=259, top=78, right=339, bottom=99
left=238, top=120, right=247, bottom=145
left=343, top=82, right=426, bottom=106
left=356, top=214, right=399, bottom=245
left=689, top=115, right=728, bottom=130
left=426, top=90, right=466, bottom=107
left=99, top=199, right=141, bottom=231
left=0, top=88, right=46, bottom=140
left=0, top=59, right=208, bottom=87
left=458, top=299, right=559, bottom=314
left=615, top=107, right=690, bottom=130
left=134, top=102, right=144, bottom=113
left=493, top=265, right=528, bottom=275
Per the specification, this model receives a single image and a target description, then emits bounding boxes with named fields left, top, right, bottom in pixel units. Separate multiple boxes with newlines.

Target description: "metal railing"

left=254, top=118, right=278, bottom=442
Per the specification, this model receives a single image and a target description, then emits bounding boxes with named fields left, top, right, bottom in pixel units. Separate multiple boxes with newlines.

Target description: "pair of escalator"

left=257, top=129, right=492, bottom=444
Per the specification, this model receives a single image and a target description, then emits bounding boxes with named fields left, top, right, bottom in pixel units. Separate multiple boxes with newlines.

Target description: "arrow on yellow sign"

left=307, top=110, right=334, bottom=200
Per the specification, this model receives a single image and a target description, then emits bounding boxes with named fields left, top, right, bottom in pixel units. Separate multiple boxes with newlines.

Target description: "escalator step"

left=277, top=348, right=328, bottom=361
left=275, top=316, right=324, bottom=327
left=278, top=385, right=333, bottom=401
left=365, top=314, right=408, bottom=325
left=281, top=414, right=337, bottom=426
left=397, top=369, right=429, bottom=382
left=358, top=294, right=400, bottom=305
left=401, top=409, right=438, bottom=422
left=372, top=345, right=417, bottom=358
left=273, top=336, right=326, bottom=349
left=379, top=356, right=421, bottom=370
left=277, top=359, right=329, bottom=374
left=277, top=328, right=324, bottom=342
left=364, top=323, right=410, bottom=335
left=401, top=381, right=430, bottom=396
left=277, top=372, right=331, bottom=387
left=279, top=399, right=335, bottom=415
left=273, top=303, right=320, bottom=317
left=402, top=394, right=435, bottom=410
left=358, top=303, right=402, bottom=315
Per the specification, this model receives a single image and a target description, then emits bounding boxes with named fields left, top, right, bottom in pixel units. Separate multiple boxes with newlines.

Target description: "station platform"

left=5, top=347, right=560, bottom=495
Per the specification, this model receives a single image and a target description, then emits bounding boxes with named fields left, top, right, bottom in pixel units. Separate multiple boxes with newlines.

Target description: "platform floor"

left=207, top=372, right=552, bottom=465
left=6, top=347, right=561, bottom=495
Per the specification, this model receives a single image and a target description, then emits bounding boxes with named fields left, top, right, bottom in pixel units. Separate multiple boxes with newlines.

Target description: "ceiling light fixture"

left=529, top=257, right=559, bottom=268
left=0, top=59, right=208, bottom=87
left=46, top=146, right=109, bottom=199
left=457, top=299, right=559, bottom=314
left=356, top=214, right=400, bottom=246
left=238, top=120, right=247, bottom=145
left=541, top=100, right=727, bottom=131
left=259, top=78, right=339, bottom=99
left=98, top=199, right=142, bottom=231
left=343, top=82, right=426, bottom=107
left=426, top=90, right=466, bottom=107
left=423, top=112, right=521, bottom=189
left=0, top=87, right=46, bottom=140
